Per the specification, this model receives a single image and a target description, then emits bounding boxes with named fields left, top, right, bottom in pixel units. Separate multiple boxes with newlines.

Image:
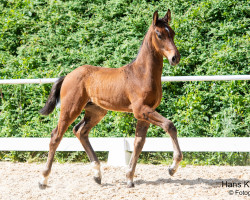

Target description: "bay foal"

left=39, top=10, right=182, bottom=188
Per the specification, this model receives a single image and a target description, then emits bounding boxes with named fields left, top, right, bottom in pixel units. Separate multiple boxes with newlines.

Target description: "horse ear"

left=163, top=9, right=171, bottom=23
left=153, top=11, right=159, bottom=26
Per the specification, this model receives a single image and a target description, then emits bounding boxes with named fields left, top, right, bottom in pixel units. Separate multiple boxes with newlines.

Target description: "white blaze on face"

left=162, top=49, right=176, bottom=62
left=165, top=27, right=170, bottom=34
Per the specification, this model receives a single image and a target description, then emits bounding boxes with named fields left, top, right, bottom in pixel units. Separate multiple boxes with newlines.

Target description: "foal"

left=39, top=10, right=182, bottom=188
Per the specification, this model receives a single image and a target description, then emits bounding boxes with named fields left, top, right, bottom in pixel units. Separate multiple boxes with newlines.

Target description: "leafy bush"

left=0, top=0, right=249, bottom=164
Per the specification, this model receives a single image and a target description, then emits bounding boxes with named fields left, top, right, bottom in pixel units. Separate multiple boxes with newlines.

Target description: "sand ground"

left=0, top=162, right=249, bottom=200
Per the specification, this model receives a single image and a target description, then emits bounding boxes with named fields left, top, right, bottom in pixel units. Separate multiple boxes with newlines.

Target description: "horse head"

left=152, top=10, right=181, bottom=66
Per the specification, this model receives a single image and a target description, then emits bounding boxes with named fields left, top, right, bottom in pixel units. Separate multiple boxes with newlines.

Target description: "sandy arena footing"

left=0, top=162, right=249, bottom=200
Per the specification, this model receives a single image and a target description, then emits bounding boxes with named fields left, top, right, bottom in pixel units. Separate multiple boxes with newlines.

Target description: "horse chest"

left=142, top=84, right=162, bottom=109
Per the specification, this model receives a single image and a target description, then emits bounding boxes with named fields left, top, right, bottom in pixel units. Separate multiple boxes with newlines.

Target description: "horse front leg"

left=133, top=104, right=183, bottom=177
left=126, top=120, right=150, bottom=187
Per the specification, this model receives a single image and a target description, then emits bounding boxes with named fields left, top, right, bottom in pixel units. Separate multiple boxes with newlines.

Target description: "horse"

left=38, top=9, right=182, bottom=189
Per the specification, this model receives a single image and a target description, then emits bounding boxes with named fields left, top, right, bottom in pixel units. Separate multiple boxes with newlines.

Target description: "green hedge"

left=0, top=0, right=249, bottom=164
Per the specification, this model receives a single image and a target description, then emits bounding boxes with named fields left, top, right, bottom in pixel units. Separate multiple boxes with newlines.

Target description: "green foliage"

left=1, top=151, right=248, bottom=166
left=139, top=152, right=249, bottom=166
left=0, top=151, right=108, bottom=163
left=0, top=0, right=249, bottom=164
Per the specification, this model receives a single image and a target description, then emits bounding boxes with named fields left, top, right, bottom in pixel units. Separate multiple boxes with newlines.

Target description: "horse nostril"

left=172, top=56, right=176, bottom=63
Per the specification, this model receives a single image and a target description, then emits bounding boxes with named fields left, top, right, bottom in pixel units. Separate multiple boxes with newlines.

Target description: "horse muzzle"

left=169, top=53, right=181, bottom=66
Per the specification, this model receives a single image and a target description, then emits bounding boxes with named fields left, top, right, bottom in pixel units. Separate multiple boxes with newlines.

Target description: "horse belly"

left=90, top=90, right=132, bottom=112
left=92, top=98, right=132, bottom=112
left=86, top=73, right=132, bottom=112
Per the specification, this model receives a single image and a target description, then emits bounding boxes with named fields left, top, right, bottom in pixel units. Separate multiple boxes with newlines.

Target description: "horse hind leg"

left=73, top=102, right=107, bottom=185
left=39, top=125, right=63, bottom=189
left=39, top=95, right=88, bottom=189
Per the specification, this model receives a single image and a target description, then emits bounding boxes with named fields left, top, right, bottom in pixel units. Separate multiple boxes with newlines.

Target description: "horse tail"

left=39, top=76, right=65, bottom=115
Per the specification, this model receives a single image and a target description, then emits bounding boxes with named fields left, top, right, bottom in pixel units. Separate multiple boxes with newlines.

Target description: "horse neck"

left=132, top=25, right=163, bottom=80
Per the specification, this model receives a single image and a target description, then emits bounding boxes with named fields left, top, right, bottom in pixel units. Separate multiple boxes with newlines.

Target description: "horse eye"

left=156, top=31, right=162, bottom=39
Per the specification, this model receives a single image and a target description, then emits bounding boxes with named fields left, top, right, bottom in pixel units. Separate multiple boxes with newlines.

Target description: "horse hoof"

left=38, top=182, right=47, bottom=190
left=127, top=182, right=135, bottom=188
left=94, top=176, right=101, bottom=185
left=168, top=167, right=176, bottom=176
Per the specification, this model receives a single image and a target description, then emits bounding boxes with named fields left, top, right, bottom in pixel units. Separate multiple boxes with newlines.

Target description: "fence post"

left=107, top=138, right=132, bottom=166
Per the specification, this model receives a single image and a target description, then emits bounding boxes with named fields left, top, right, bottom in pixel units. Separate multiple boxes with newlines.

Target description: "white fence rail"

left=0, top=75, right=249, bottom=166
left=161, top=75, right=250, bottom=82
left=0, top=78, right=58, bottom=84
left=0, top=75, right=250, bottom=84
left=0, top=137, right=249, bottom=166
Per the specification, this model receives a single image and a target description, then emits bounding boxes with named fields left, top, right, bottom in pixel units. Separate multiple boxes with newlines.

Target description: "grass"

left=1, top=151, right=249, bottom=166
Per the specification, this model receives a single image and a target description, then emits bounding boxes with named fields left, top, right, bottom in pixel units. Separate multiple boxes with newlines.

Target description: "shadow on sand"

left=132, top=178, right=248, bottom=188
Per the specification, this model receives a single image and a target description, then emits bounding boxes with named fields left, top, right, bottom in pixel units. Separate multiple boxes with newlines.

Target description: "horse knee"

left=133, top=110, right=142, bottom=120
left=133, top=106, right=148, bottom=121
left=163, top=120, right=177, bottom=134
